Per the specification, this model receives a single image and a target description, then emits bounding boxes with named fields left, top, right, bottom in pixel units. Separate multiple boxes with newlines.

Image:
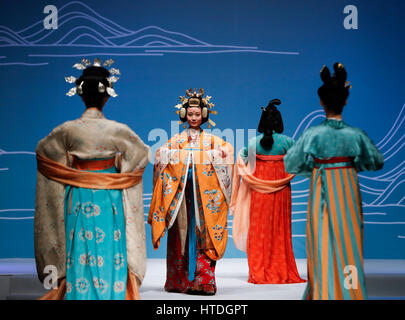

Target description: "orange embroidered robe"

left=148, top=129, right=234, bottom=261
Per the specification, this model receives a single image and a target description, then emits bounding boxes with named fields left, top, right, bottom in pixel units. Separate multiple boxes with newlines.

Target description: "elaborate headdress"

left=174, top=88, right=217, bottom=128
left=318, top=62, right=351, bottom=113
left=65, top=58, right=120, bottom=98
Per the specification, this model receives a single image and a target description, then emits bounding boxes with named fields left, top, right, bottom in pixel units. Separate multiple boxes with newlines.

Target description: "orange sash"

left=230, top=153, right=295, bottom=252
left=36, top=153, right=144, bottom=189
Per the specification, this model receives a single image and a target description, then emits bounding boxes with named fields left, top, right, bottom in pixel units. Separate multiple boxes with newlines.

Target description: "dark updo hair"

left=75, top=66, right=111, bottom=108
left=258, top=99, right=284, bottom=150
left=317, top=62, right=350, bottom=115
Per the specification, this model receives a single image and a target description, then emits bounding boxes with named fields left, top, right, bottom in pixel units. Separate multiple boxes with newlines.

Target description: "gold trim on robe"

left=148, top=129, right=234, bottom=261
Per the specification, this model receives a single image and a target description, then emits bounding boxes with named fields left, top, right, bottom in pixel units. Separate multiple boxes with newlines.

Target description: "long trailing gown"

left=35, top=108, right=150, bottom=299
left=284, top=118, right=384, bottom=300
left=231, top=133, right=305, bottom=284
left=148, top=128, right=234, bottom=294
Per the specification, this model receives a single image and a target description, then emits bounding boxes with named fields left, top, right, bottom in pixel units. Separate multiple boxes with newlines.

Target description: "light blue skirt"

left=64, top=163, right=127, bottom=300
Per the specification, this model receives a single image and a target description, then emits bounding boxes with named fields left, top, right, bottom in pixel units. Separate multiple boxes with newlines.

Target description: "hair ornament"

left=207, top=119, right=216, bottom=128
left=65, top=57, right=121, bottom=97
left=81, top=59, right=91, bottom=67
left=103, top=59, right=115, bottom=67
left=106, top=87, right=118, bottom=97
left=98, top=82, right=105, bottom=93
left=109, top=68, right=121, bottom=75
left=93, top=58, right=102, bottom=67
left=108, top=76, right=119, bottom=83
left=66, top=87, right=77, bottom=96
left=202, top=107, right=208, bottom=118
left=174, top=88, right=217, bottom=127
left=76, top=81, right=84, bottom=95
left=65, top=76, right=76, bottom=83
left=72, top=63, right=86, bottom=70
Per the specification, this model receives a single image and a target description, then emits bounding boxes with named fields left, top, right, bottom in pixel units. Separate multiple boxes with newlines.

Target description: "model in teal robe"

left=237, top=133, right=305, bottom=284
left=284, top=118, right=384, bottom=300
left=242, top=133, right=294, bottom=157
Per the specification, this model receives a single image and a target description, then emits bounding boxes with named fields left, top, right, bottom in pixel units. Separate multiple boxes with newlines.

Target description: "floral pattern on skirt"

left=64, top=164, right=127, bottom=300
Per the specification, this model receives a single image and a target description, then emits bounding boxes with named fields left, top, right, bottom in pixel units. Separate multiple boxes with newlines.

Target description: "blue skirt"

left=64, top=161, right=127, bottom=300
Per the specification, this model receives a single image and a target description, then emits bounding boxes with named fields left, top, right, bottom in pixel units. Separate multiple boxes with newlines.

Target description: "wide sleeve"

left=152, top=137, right=180, bottom=186
left=353, top=130, right=384, bottom=172
left=240, top=145, right=249, bottom=165
left=284, top=135, right=295, bottom=151
left=35, top=124, right=69, bottom=283
left=283, top=131, right=314, bottom=178
left=113, top=125, right=151, bottom=283
left=240, top=136, right=258, bottom=164
left=240, top=145, right=248, bottom=158
left=209, top=136, right=235, bottom=205
left=114, top=125, right=151, bottom=172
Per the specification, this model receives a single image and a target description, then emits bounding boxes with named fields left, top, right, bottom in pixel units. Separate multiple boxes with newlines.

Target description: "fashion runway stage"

left=0, top=259, right=404, bottom=300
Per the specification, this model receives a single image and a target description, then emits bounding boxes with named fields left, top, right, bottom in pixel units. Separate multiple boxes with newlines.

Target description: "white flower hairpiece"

left=65, top=58, right=120, bottom=97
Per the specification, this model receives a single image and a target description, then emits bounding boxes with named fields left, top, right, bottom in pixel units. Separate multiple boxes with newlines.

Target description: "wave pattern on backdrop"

left=1, top=105, right=404, bottom=258
left=0, top=0, right=299, bottom=65
left=0, top=0, right=403, bottom=259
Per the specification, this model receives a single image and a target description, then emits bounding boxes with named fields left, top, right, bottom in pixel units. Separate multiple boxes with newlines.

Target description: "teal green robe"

left=284, top=119, right=384, bottom=177
left=283, top=118, right=384, bottom=300
left=242, top=133, right=294, bottom=157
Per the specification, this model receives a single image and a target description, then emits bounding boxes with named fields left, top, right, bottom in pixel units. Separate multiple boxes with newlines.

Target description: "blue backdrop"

left=0, top=0, right=404, bottom=260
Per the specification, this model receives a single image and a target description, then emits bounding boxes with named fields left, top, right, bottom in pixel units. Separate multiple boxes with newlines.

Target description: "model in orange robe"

left=148, top=128, right=233, bottom=294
